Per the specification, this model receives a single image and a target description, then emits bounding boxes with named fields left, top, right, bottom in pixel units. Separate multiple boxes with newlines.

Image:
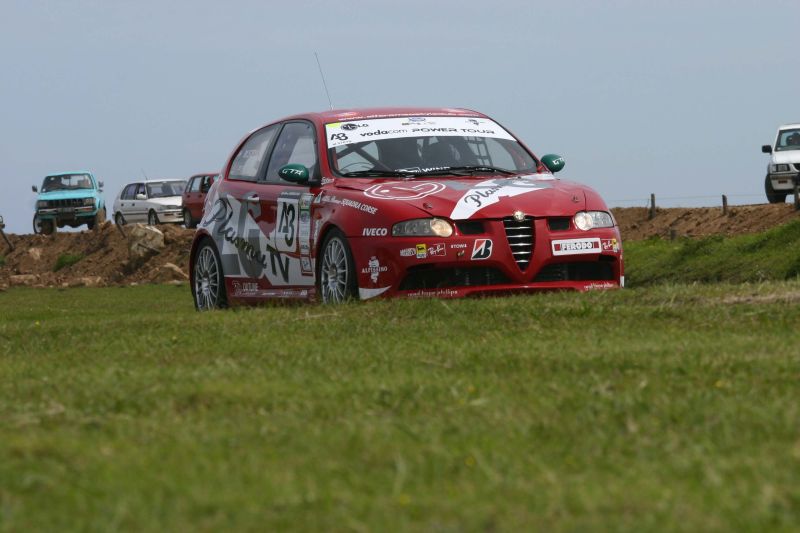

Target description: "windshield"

left=146, top=181, right=186, bottom=198
left=326, top=116, right=538, bottom=176
left=41, top=174, right=93, bottom=193
left=776, top=129, right=800, bottom=152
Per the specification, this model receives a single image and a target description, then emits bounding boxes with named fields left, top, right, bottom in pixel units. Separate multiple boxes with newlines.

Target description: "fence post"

left=648, top=193, right=656, bottom=220
left=722, top=194, right=728, bottom=215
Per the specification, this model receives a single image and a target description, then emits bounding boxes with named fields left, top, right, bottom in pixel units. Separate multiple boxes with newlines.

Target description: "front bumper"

left=768, top=172, right=799, bottom=191
left=157, top=209, right=184, bottom=223
left=37, top=206, right=97, bottom=221
left=352, top=218, right=624, bottom=299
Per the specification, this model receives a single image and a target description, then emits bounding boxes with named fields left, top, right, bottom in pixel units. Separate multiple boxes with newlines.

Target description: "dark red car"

left=190, top=107, right=623, bottom=309
left=181, top=173, right=217, bottom=228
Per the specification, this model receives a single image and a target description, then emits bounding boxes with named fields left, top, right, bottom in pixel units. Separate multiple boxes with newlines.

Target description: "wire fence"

left=608, top=193, right=772, bottom=208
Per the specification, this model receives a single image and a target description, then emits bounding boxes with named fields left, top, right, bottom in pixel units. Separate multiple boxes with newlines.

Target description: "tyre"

left=33, top=214, right=43, bottom=234
left=318, top=229, right=357, bottom=304
left=192, top=239, right=227, bottom=310
left=765, top=175, right=786, bottom=204
left=92, top=208, right=106, bottom=231
left=41, top=219, right=55, bottom=235
left=183, top=208, right=195, bottom=229
left=148, top=210, right=159, bottom=225
left=115, top=212, right=126, bottom=226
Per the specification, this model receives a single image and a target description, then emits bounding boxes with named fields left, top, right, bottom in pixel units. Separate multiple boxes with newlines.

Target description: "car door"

left=258, top=120, right=319, bottom=291
left=183, top=176, right=198, bottom=215
left=210, top=123, right=281, bottom=296
left=126, top=183, right=147, bottom=222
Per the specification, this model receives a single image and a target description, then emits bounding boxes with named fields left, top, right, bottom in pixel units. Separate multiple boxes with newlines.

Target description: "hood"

left=772, top=150, right=800, bottom=164
left=37, top=189, right=98, bottom=201
left=335, top=174, right=591, bottom=219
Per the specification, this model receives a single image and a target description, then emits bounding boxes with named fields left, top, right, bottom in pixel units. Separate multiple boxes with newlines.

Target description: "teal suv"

left=32, top=171, right=106, bottom=234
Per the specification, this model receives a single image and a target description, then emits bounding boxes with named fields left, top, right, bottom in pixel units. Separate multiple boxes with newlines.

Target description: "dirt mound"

left=1, top=204, right=799, bottom=289
left=0, top=222, right=194, bottom=289
left=613, top=203, right=800, bottom=241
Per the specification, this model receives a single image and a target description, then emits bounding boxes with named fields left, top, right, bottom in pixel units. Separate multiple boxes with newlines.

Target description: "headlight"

left=573, top=211, right=614, bottom=231
left=83, top=198, right=95, bottom=206
left=392, top=218, right=453, bottom=237
left=36, top=200, right=48, bottom=208
left=772, top=164, right=790, bottom=172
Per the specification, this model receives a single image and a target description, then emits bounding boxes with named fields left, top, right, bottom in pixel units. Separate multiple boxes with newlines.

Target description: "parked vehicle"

left=32, top=171, right=106, bottom=235
left=189, top=107, right=623, bottom=310
left=761, top=123, right=800, bottom=203
left=181, top=173, right=217, bottom=228
left=112, top=180, right=187, bottom=226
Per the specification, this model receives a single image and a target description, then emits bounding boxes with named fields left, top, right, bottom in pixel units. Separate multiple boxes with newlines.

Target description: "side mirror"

left=762, top=145, right=773, bottom=154
left=135, top=193, right=147, bottom=200
left=32, top=185, right=38, bottom=193
left=278, top=164, right=310, bottom=183
left=98, top=180, right=104, bottom=188
left=541, top=154, right=566, bottom=173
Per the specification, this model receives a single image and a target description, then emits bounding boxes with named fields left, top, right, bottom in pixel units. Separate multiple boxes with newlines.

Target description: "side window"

left=135, top=183, right=146, bottom=198
left=264, top=122, right=318, bottom=183
left=229, top=125, right=279, bottom=182
left=189, top=177, right=201, bottom=192
left=121, top=185, right=134, bottom=200
left=202, top=175, right=215, bottom=192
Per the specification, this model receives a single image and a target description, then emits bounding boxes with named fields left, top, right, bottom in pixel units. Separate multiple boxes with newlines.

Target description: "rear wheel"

left=318, top=229, right=357, bottom=304
left=192, top=240, right=227, bottom=310
left=765, top=175, right=786, bottom=204
left=92, top=208, right=106, bottom=231
left=115, top=212, right=126, bottom=226
left=148, top=210, right=159, bottom=226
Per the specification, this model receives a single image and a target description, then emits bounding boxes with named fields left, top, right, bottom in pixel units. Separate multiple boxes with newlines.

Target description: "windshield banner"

left=325, top=116, right=515, bottom=149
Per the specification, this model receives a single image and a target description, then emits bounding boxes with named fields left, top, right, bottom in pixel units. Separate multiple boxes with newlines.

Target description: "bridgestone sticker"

left=325, top=116, right=515, bottom=149
left=551, top=238, right=601, bottom=256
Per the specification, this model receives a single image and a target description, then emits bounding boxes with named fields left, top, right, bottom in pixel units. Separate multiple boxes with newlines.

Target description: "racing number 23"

left=278, top=202, right=296, bottom=248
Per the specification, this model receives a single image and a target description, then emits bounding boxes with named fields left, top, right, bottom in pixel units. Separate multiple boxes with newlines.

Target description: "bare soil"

left=1, top=204, right=798, bottom=289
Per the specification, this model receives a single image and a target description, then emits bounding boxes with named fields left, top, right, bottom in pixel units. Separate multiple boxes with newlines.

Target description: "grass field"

left=1, top=283, right=800, bottom=531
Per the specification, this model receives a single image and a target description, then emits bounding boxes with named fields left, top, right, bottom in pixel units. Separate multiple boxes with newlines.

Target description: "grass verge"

left=624, top=219, right=800, bottom=286
left=53, top=253, right=84, bottom=272
left=1, top=284, right=799, bottom=531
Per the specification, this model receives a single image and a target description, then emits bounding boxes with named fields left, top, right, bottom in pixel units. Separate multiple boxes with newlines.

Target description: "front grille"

left=46, top=198, right=86, bottom=208
left=399, top=266, right=510, bottom=290
left=534, top=262, right=614, bottom=282
left=456, top=220, right=485, bottom=235
left=503, top=216, right=534, bottom=270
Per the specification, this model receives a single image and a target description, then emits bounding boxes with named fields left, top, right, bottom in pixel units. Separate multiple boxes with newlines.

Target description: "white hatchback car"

left=112, top=179, right=187, bottom=225
left=762, top=123, right=800, bottom=203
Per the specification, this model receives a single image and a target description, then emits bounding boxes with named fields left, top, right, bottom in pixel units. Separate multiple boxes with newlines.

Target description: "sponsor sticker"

left=362, top=256, right=388, bottom=284
left=428, top=243, right=446, bottom=257
left=552, top=238, right=601, bottom=256
left=471, top=239, right=493, bottom=260
left=416, top=244, right=427, bottom=259
left=364, top=182, right=445, bottom=201
left=362, top=227, right=389, bottom=236
left=400, top=247, right=416, bottom=257
left=601, top=238, right=619, bottom=253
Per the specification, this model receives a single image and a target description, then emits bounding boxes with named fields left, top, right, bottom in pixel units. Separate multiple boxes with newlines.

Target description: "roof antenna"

left=141, top=168, right=149, bottom=181
left=314, top=52, right=334, bottom=110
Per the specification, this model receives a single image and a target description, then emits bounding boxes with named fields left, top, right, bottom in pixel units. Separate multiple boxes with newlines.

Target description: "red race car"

left=190, top=107, right=623, bottom=309
left=181, top=172, right=217, bottom=228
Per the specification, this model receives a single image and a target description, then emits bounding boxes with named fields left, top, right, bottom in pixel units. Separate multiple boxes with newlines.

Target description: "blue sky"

left=1, top=0, right=798, bottom=233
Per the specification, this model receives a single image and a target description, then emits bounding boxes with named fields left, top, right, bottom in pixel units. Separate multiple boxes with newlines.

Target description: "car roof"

left=778, top=123, right=800, bottom=130
left=45, top=170, right=94, bottom=177
left=277, top=106, right=489, bottom=124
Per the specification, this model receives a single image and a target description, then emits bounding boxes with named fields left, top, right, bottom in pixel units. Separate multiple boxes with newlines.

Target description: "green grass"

left=0, top=255, right=5, bottom=267
left=52, top=253, right=84, bottom=272
left=625, top=219, right=800, bottom=286
left=1, top=284, right=800, bottom=532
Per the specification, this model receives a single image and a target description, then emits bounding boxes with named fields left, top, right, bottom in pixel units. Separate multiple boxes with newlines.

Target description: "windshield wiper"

left=341, top=170, right=417, bottom=178
left=417, top=165, right=517, bottom=176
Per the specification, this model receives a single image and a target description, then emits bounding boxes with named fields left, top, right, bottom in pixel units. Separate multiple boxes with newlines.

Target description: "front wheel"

left=183, top=208, right=195, bottom=229
left=148, top=210, right=159, bottom=226
left=115, top=212, right=126, bottom=226
left=765, top=175, right=787, bottom=204
left=192, top=239, right=227, bottom=310
left=34, top=215, right=55, bottom=235
left=92, top=208, right=106, bottom=231
left=318, top=229, right=357, bottom=304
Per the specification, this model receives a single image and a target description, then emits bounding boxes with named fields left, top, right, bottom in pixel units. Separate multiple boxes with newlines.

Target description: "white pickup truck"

left=762, top=123, right=800, bottom=203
